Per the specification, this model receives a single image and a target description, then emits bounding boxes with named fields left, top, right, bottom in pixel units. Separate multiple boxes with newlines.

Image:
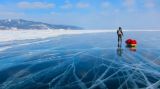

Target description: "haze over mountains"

left=0, top=19, right=82, bottom=30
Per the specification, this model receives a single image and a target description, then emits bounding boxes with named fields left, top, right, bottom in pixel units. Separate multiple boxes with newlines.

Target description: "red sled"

left=125, top=39, right=137, bottom=47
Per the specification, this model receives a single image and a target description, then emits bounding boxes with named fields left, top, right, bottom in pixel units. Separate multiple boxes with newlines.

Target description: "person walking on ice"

left=117, top=27, right=123, bottom=47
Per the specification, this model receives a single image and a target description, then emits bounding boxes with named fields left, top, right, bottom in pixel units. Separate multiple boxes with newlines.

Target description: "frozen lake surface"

left=0, top=31, right=160, bottom=89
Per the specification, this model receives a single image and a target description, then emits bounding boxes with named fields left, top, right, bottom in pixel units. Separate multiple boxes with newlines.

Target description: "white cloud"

left=76, top=2, right=90, bottom=9
left=0, top=4, right=25, bottom=19
left=123, top=0, right=135, bottom=8
left=17, top=2, right=55, bottom=9
left=60, top=1, right=90, bottom=10
left=0, top=12, right=25, bottom=19
left=50, top=12, right=57, bottom=15
left=101, top=1, right=110, bottom=8
left=144, top=0, right=156, bottom=9
left=122, top=0, right=137, bottom=12
left=61, top=1, right=73, bottom=9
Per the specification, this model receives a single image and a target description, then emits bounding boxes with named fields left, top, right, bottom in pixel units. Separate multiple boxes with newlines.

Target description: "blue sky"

left=0, top=0, right=160, bottom=29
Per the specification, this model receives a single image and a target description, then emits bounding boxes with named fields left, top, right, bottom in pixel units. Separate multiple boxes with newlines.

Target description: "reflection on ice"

left=117, top=46, right=123, bottom=57
left=0, top=31, right=160, bottom=89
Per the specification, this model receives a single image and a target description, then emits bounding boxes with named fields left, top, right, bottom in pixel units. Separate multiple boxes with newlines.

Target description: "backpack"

left=118, top=30, right=122, bottom=35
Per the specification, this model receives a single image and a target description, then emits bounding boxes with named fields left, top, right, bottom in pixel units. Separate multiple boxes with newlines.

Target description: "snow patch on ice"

left=0, top=29, right=114, bottom=42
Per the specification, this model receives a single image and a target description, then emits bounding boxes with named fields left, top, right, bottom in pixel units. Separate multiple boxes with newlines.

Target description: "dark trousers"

left=118, top=35, right=122, bottom=47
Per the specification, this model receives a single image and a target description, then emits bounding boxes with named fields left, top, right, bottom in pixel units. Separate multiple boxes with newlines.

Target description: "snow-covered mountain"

left=0, top=19, right=82, bottom=30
